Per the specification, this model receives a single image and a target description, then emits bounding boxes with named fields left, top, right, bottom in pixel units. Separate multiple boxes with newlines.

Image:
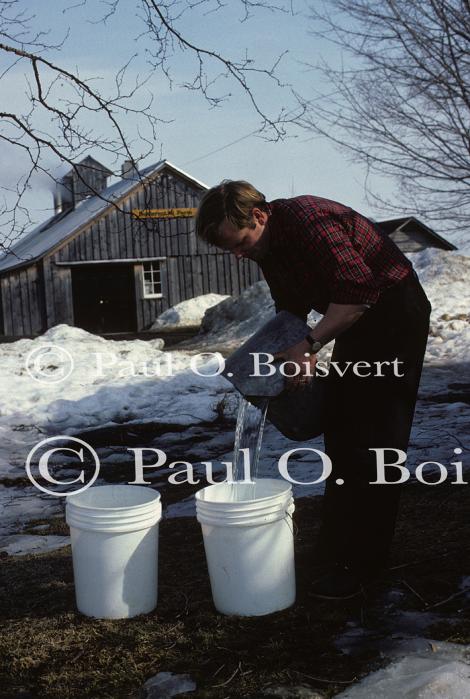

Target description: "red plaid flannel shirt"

left=260, top=196, right=413, bottom=317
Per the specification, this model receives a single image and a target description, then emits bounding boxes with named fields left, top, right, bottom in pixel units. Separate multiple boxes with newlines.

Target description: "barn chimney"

left=53, top=175, right=74, bottom=215
left=53, top=156, right=112, bottom=214
left=121, top=158, right=139, bottom=180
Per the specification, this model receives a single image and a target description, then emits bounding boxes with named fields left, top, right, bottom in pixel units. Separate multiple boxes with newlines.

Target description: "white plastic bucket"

left=195, top=478, right=296, bottom=616
left=66, top=485, right=162, bottom=619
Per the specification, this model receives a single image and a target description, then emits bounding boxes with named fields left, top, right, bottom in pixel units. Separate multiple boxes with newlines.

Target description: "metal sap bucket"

left=222, top=311, right=326, bottom=441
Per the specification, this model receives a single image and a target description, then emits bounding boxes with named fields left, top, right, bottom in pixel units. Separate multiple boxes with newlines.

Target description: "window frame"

left=142, top=260, right=165, bottom=299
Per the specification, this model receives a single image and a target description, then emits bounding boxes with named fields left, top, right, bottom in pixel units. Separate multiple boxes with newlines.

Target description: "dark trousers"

left=315, top=271, right=432, bottom=575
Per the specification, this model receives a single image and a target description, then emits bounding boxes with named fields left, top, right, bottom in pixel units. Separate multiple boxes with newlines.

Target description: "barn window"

left=142, top=261, right=163, bottom=298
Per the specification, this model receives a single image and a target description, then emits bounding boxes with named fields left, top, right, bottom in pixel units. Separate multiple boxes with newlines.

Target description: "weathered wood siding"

left=43, top=258, right=74, bottom=327
left=0, top=264, right=45, bottom=336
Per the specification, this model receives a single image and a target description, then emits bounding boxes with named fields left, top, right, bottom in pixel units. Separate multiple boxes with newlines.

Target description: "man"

left=196, top=180, right=432, bottom=599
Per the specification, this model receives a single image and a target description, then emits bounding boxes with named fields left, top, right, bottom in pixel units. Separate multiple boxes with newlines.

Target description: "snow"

left=198, top=280, right=276, bottom=343
left=0, top=484, right=63, bottom=537
left=150, top=293, right=228, bottom=329
left=142, top=671, right=196, bottom=698
left=336, top=642, right=470, bottom=698
left=0, top=324, right=230, bottom=483
left=407, top=249, right=470, bottom=363
left=0, top=534, right=70, bottom=556
left=0, top=247, right=468, bottom=536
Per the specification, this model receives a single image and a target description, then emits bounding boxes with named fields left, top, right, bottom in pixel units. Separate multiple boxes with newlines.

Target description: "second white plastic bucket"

left=195, top=478, right=296, bottom=616
left=66, top=485, right=162, bottom=619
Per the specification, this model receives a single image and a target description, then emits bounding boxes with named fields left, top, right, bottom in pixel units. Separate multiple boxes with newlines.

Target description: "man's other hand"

left=273, top=340, right=317, bottom=392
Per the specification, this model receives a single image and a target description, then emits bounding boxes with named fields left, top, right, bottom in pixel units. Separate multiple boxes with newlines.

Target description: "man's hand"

left=273, top=340, right=317, bottom=392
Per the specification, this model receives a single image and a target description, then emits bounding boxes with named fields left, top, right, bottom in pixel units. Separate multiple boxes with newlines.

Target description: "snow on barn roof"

left=0, top=160, right=209, bottom=274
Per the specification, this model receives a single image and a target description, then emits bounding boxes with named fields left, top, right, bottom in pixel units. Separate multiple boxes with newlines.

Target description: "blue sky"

left=2, top=0, right=395, bottom=230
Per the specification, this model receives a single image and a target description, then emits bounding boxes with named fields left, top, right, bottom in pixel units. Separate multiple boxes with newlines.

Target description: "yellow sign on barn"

left=132, top=208, right=197, bottom=219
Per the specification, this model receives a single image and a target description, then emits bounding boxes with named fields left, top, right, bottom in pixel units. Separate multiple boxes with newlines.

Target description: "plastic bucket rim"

left=195, top=478, right=292, bottom=506
left=66, top=485, right=161, bottom=512
left=65, top=503, right=162, bottom=519
left=196, top=492, right=293, bottom=511
left=66, top=509, right=162, bottom=524
left=66, top=500, right=161, bottom=514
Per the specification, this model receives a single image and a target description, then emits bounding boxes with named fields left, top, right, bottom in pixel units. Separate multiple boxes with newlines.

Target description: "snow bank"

left=408, top=249, right=470, bottom=362
left=192, top=281, right=322, bottom=347
left=150, top=293, right=228, bottom=329
left=409, top=248, right=469, bottom=318
left=200, top=281, right=275, bottom=337
left=337, top=642, right=470, bottom=698
left=0, top=324, right=231, bottom=479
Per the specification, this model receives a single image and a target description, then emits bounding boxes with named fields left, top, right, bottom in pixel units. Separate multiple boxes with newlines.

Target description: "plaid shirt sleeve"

left=308, top=214, right=381, bottom=305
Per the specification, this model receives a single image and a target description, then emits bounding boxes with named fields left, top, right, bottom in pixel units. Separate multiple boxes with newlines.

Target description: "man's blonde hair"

left=196, top=180, right=267, bottom=245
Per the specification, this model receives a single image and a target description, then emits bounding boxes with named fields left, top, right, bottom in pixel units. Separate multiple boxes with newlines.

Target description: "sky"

left=0, top=0, right=443, bottom=238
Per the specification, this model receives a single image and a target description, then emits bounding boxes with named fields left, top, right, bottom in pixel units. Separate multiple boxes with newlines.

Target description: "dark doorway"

left=72, top=264, right=137, bottom=333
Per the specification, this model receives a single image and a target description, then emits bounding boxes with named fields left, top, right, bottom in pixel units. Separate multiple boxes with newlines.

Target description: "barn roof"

left=377, top=216, right=457, bottom=251
left=0, top=160, right=208, bottom=274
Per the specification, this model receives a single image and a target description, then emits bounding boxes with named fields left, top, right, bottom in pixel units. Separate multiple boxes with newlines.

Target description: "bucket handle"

left=283, top=501, right=297, bottom=536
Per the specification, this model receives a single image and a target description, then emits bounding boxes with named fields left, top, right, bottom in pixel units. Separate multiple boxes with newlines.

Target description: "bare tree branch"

left=298, top=0, right=470, bottom=238
left=0, top=0, right=299, bottom=252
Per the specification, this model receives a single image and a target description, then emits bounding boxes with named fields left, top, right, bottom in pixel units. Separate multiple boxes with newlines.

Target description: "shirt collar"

left=262, top=201, right=279, bottom=259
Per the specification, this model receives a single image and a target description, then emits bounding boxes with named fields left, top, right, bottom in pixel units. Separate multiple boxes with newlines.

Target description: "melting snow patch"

left=142, top=671, right=196, bottom=698
left=336, top=641, right=470, bottom=698
left=0, top=484, right=63, bottom=536
left=0, top=534, right=70, bottom=556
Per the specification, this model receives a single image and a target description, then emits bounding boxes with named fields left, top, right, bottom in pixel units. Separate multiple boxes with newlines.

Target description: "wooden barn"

left=0, top=157, right=263, bottom=338
left=377, top=217, right=457, bottom=253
